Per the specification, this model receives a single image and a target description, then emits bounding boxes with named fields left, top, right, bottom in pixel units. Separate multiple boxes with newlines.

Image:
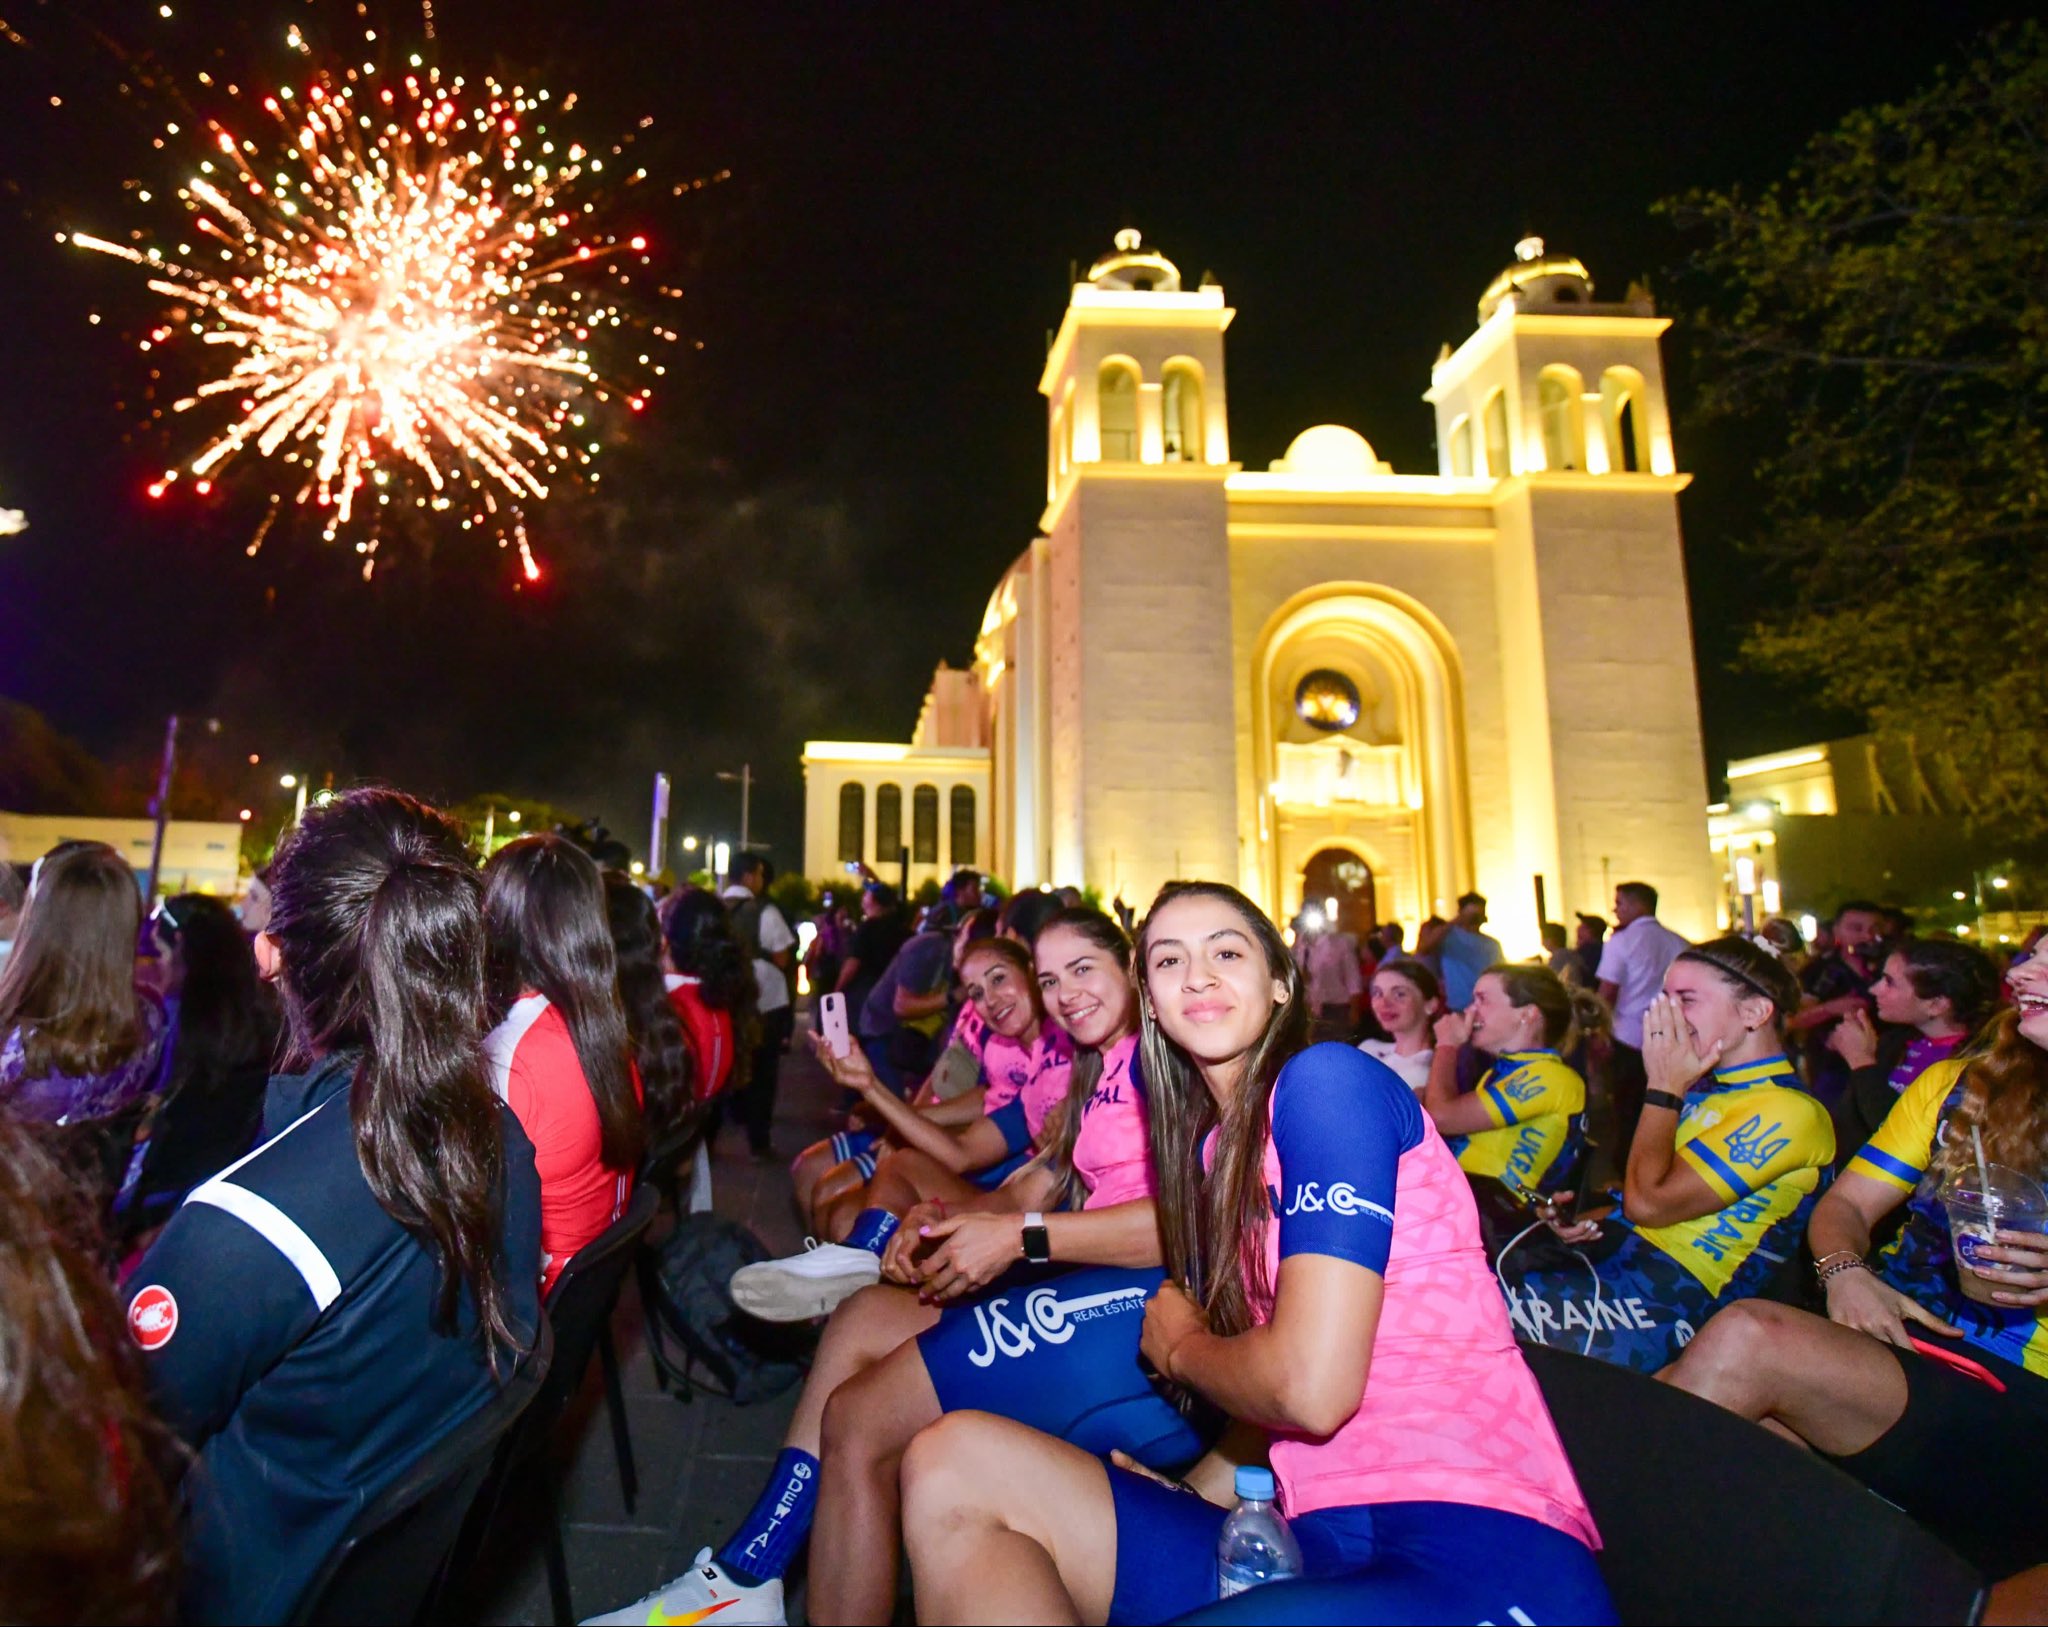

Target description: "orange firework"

left=65, top=48, right=667, bottom=577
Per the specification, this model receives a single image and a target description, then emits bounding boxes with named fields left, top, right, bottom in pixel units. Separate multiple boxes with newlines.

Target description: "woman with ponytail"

left=483, top=835, right=644, bottom=1293
left=1423, top=962, right=1587, bottom=1222
left=1662, top=948, right=2048, bottom=1583
left=122, top=790, right=542, bottom=1625
left=590, top=908, right=1202, bottom=1627
left=895, top=881, right=1610, bottom=1625
left=1502, top=935, right=1835, bottom=1372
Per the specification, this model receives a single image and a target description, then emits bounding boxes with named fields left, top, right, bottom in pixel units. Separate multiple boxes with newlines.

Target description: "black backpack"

left=649, top=1214, right=812, bottom=1404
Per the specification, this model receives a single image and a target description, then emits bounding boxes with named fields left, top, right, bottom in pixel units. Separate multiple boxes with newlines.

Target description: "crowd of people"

left=3, top=797, right=2047, bottom=1624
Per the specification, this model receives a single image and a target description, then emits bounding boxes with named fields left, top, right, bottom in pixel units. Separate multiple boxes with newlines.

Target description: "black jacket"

left=124, top=1051, right=542, bottom=1624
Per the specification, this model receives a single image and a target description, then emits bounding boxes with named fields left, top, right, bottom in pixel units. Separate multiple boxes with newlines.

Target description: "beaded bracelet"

left=1814, top=1249, right=1870, bottom=1287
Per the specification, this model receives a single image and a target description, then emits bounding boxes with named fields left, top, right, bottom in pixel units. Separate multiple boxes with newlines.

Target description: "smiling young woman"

left=1660, top=950, right=2048, bottom=1583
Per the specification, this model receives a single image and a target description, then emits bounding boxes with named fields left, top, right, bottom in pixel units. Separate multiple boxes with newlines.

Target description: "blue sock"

left=716, top=1447, right=820, bottom=1585
left=843, top=1207, right=900, bottom=1256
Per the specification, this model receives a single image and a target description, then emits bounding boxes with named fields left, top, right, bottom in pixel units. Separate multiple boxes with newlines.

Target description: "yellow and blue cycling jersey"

left=1848, top=1057, right=2048, bottom=1382
left=1448, top=1050, right=1586, bottom=1200
left=1622, top=1056, right=1835, bottom=1298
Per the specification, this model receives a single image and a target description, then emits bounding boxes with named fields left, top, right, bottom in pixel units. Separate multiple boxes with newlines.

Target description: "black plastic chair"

left=465, top=1182, right=661, bottom=1626
left=1521, top=1341, right=1987, bottom=1624
left=289, top=1319, right=553, bottom=1626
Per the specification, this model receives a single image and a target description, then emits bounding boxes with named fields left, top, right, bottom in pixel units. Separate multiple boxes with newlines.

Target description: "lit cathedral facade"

left=803, top=232, right=1717, bottom=948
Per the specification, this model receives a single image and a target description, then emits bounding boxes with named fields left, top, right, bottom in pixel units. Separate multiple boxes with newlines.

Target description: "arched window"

left=1448, top=415, right=1474, bottom=477
left=1161, top=359, right=1205, bottom=463
left=1482, top=389, right=1511, bottom=478
left=949, top=785, right=977, bottom=865
left=1600, top=366, right=1651, bottom=473
left=1538, top=365, right=1586, bottom=470
left=875, top=783, right=903, bottom=863
left=1097, top=359, right=1139, bottom=462
left=912, top=784, right=940, bottom=864
left=836, top=782, right=865, bottom=864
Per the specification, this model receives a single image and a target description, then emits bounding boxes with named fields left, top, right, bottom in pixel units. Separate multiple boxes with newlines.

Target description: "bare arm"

left=1152, top=1257, right=1382, bottom=1438
left=1419, top=1012, right=1493, bottom=1136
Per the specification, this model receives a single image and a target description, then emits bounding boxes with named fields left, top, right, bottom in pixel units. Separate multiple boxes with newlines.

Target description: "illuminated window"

left=875, top=783, right=903, bottom=861
left=836, top=783, right=865, bottom=864
left=1538, top=365, right=1586, bottom=470
left=1482, top=389, right=1511, bottom=477
left=1098, top=359, right=1139, bottom=461
left=949, top=786, right=976, bottom=865
left=1162, top=359, right=1205, bottom=463
left=912, top=784, right=939, bottom=864
left=1449, top=415, right=1474, bottom=477
left=1294, top=669, right=1362, bottom=733
left=1601, top=366, right=1651, bottom=472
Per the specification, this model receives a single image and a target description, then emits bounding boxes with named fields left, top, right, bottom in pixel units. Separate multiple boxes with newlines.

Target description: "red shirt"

left=484, top=994, right=633, bottom=1295
left=665, top=974, right=736, bottom=1101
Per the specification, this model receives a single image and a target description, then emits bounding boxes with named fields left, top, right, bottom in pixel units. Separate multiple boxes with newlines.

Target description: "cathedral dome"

left=1268, top=425, right=1390, bottom=481
left=1477, top=235, right=1594, bottom=322
left=1087, top=228, right=1182, bottom=293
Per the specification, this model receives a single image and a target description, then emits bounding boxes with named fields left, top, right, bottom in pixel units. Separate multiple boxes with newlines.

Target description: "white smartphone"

left=818, top=992, right=851, bottom=1059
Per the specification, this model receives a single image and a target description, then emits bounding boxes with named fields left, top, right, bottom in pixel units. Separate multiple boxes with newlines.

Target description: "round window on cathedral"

left=1294, top=669, right=1361, bottom=733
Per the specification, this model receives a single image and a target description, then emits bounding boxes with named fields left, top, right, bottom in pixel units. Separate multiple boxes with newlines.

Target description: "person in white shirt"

left=1595, top=880, right=1690, bottom=1159
left=722, top=854, right=797, bottom=1161
left=1357, top=959, right=1443, bottom=1092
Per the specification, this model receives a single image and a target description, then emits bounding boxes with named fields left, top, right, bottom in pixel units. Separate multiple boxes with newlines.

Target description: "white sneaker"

left=729, top=1238, right=881, bottom=1322
left=581, top=1547, right=785, bottom=1625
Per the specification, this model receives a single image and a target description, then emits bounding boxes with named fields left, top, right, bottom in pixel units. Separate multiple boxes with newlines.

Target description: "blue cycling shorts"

left=1497, top=1227, right=1716, bottom=1373
left=829, top=1127, right=883, bottom=1182
left=969, top=1147, right=1033, bottom=1191
left=917, top=1265, right=1209, bottom=1471
left=1105, top=1469, right=1616, bottom=1626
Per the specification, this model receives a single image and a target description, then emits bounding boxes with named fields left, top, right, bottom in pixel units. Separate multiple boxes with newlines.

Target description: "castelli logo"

left=128, top=1285, right=179, bottom=1350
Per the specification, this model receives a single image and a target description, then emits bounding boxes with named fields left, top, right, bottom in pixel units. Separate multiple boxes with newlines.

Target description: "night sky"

left=0, top=1, right=2024, bottom=872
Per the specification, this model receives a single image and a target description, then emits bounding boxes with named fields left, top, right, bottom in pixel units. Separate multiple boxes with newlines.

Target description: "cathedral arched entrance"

left=1301, top=845, right=1375, bottom=937
left=1248, top=583, right=1474, bottom=937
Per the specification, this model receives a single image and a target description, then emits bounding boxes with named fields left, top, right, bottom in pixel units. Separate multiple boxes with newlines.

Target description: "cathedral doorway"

left=1301, top=847, right=1376, bottom=938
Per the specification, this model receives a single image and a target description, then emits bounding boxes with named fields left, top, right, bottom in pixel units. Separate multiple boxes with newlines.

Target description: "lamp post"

left=716, top=765, right=753, bottom=853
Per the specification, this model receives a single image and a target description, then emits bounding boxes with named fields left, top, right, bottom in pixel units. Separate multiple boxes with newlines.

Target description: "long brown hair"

left=1935, top=1010, right=2048, bottom=1185
left=483, top=836, right=646, bottom=1172
left=603, top=872, right=692, bottom=1140
left=0, top=842, right=147, bottom=1080
left=267, top=791, right=522, bottom=1353
left=1140, top=881, right=1309, bottom=1337
left=1021, top=907, right=1133, bottom=1212
left=0, top=1115, right=178, bottom=1624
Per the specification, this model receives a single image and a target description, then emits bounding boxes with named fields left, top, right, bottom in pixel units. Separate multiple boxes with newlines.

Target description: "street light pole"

left=717, top=765, right=753, bottom=853
left=144, top=714, right=181, bottom=904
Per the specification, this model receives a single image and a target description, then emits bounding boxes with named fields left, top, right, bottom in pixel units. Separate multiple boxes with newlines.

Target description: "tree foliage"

left=1662, top=23, right=2048, bottom=833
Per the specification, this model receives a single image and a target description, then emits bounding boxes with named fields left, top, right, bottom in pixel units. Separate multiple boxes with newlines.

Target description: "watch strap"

left=1643, top=1088, right=1686, bottom=1113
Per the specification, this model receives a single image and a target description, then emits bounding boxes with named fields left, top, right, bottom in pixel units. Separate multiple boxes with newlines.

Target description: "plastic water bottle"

left=1216, top=1466, right=1302, bottom=1598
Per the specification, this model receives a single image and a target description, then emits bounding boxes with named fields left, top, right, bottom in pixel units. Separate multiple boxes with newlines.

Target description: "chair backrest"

left=536, top=1180, right=662, bottom=1422
left=1521, top=1342, right=1986, bottom=1624
left=290, top=1319, right=553, bottom=1626
left=639, top=1101, right=711, bottom=1201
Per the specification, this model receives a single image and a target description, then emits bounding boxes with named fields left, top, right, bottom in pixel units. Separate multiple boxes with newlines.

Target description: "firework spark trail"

left=66, top=52, right=663, bottom=576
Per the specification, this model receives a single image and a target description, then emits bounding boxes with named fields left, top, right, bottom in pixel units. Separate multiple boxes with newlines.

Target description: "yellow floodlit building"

left=803, top=232, right=1717, bottom=947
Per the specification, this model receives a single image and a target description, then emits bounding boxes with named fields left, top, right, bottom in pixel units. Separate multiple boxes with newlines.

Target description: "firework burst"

left=64, top=45, right=671, bottom=577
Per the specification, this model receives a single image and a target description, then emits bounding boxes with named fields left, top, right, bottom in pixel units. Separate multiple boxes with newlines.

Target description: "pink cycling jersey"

left=983, top=1025, right=1075, bottom=1143
left=1073, top=1032, right=1154, bottom=1211
left=1213, top=1046, right=1597, bottom=1546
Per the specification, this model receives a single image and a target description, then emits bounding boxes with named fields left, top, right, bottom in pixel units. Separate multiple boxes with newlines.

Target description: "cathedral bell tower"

left=1010, top=232, right=1240, bottom=900
left=1422, top=238, right=1713, bottom=941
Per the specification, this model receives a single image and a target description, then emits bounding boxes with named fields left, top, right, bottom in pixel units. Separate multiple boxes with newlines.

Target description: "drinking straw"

left=1973, top=1125, right=1998, bottom=1227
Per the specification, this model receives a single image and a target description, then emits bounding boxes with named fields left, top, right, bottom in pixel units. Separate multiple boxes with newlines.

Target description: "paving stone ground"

left=468, top=1014, right=835, bottom=1626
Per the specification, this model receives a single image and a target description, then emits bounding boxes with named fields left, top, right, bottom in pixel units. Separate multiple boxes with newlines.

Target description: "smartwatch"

left=1021, top=1212, right=1051, bottom=1264
left=1644, top=1088, right=1686, bottom=1113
